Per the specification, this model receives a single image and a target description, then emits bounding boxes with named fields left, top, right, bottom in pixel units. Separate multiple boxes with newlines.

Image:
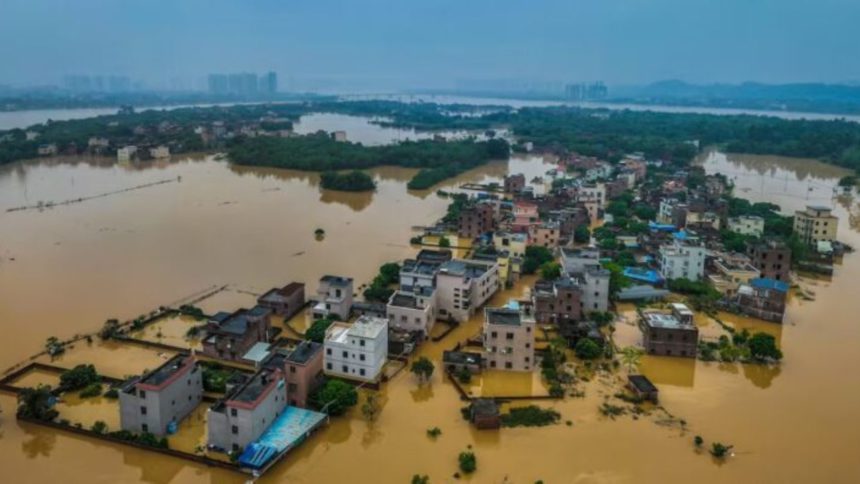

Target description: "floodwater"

left=0, top=146, right=859, bottom=483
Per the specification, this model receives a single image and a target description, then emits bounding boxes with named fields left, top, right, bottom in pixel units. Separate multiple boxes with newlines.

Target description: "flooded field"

left=0, top=146, right=859, bottom=483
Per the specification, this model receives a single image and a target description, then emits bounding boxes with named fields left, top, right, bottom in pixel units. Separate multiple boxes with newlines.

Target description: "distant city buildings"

left=207, top=71, right=278, bottom=96
left=63, top=75, right=133, bottom=93
left=564, top=82, right=608, bottom=101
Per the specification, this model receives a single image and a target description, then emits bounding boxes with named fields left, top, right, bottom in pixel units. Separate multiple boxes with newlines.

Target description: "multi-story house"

left=387, top=290, right=436, bottom=337
left=640, top=309, right=698, bottom=358
left=458, top=201, right=496, bottom=240
left=207, top=365, right=287, bottom=454
left=202, top=306, right=272, bottom=362
left=504, top=173, right=526, bottom=193
left=257, top=282, right=305, bottom=320
left=580, top=265, right=610, bottom=313
left=577, top=183, right=606, bottom=210
left=709, top=254, right=760, bottom=295
left=748, top=239, right=791, bottom=282
left=436, top=259, right=500, bottom=323
left=493, top=232, right=527, bottom=258
left=483, top=307, right=535, bottom=371
left=793, top=205, right=839, bottom=246
left=323, top=316, right=389, bottom=382
left=119, top=355, right=203, bottom=436
left=735, top=278, right=789, bottom=323
left=532, top=278, right=582, bottom=324
left=312, top=275, right=353, bottom=320
left=266, top=342, right=324, bottom=408
left=728, top=215, right=765, bottom=237
left=529, top=220, right=561, bottom=248
left=660, top=239, right=707, bottom=281
left=512, top=201, right=540, bottom=234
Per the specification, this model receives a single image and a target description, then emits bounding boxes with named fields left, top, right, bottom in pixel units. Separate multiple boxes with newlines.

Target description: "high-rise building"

left=260, top=71, right=278, bottom=95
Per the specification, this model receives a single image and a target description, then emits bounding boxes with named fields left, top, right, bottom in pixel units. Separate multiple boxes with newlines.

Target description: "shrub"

left=305, top=317, right=335, bottom=343
left=60, top=364, right=100, bottom=392
left=79, top=382, right=103, bottom=398
left=91, top=421, right=108, bottom=434
left=411, top=357, right=435, bottom=383
left=501, top=405, right=561, bottom=427
left=426, top=427, right=442, bottom=438
left=458, top=451, right=477, bottom=474
left=313, top=379, right=358, bottom=416
left=710, top=442, right=733, bottom=459
left=574, top=339, right=602, bottom=360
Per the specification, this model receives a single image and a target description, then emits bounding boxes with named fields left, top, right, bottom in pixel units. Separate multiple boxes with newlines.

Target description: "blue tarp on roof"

left=623, top=267, right=664, bottom=284
left=750, top=278, right=789, bottom=293
left=238, top=406, right=328, bottom=470
left=673, top=230, right=689, bottom=240
left=649, top=221, right=676, bottom=232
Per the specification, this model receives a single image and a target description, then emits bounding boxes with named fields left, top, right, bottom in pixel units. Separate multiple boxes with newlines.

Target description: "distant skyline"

left=1, top=0, right=859, bottom=91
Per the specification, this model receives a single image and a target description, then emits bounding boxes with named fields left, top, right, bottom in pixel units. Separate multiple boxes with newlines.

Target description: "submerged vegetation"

left=500, top=405, right=562, bottom=427
left=319, top=170, right=376, bottom=192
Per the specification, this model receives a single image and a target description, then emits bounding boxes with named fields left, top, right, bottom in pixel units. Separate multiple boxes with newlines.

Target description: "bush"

left=305, top=317, right=335, bottom=343
left=411, top=357, right=435, bottom=383
left=522, top=246, right=554, bottom=274
left=79, top=382, right=103, bottom=398
left=710, top=442, right=733, bottom=459
left=91, top=421, right=108, bottom=434
left=501, top=405, right=561, bottom=427
left=438, top=236, right=451, bottom=248
left=426, top=427, right=442, bottom=438
left=458, top=451, right=477, bottom=474
left=104, top=387, right=119, bottom=399
left=320, top=170, right=376, bottom=192
left=747, top=332, right=783, bottom=361
left=574, top=339, right=602, bottom=360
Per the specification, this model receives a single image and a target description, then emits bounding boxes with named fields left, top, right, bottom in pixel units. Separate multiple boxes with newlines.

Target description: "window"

left=230, top=408, right=238, bottom=417
left=491, top=331, right=498, bottom=338
left=232, top=444, right=240, bottom=452
left=231, top=425, right=238, bottom=435
left=342, top=350, right=348, bottom=358
left=360, top=354, right=366, bottom=361
left=326, top=362, right=332, bottom=370
left=140, top=406, right=147, bottom=415
left=342, top=365, right=348, bottom=373
left=525, top=357, right=530, bottom=363
left=290, top=365, right=296, bottom=374
left=360, top=369, right=366, bottom=376
left=506, top=332, right=514, bottom=340
left=326, top=348, right=332, bottom=355
left=505, top=362, right=513, bottom=369
left=141, top=423, right=148, bottom=433
left=490, top=361, right=497, bottom=368
left=360, top=339, right=365, bottom=347
left=139, top=390, right=146, bottom=398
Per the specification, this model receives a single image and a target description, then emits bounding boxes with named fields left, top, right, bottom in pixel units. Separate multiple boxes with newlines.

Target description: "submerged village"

left=0, top=102, right=858, bottom=482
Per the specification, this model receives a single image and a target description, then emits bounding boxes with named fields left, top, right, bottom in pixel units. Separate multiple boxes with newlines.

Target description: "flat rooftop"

left=439, top=259, right=493, bottom=278
left=228, top=368, right=280, bottom=405
left=401, top=259, right=441, bottom=276
left=485, top=308, right=524, bottom=326
left=320, top=275, right=352, bottom=287
left=260, top=282, right=304, bottom=300
left=285, top=340, right=323, bottom=365
left=641, top=311, right=694, bottom=330
left=389, top=292, right=420, bottom=309
left=138, top=354, right=192, bottom=388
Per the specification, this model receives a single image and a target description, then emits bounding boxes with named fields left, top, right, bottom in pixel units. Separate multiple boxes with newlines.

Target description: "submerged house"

left=734, top=278, right=789, bottom=323
left=202, top=306, right=273, bottom=363
left=119, top=354, right=203, bottom=436
left=257, top=282, right=305, bottom=320
left=312, top=275, right=353, bottom=320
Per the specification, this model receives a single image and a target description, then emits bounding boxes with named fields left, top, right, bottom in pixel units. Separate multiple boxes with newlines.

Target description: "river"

left=0, top=133, right=859, bottom=481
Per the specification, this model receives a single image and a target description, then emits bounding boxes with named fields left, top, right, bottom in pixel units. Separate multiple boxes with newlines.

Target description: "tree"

left=17, top=385, right=59, bottom=421
left=694, top=435, right=704, bottom=448
left=314, top=379, right=358, bottom=416
left=438, top=236, right=451, bottom=248
left=305, top=317, right=334, bottom=343
left=539, top=261, right=562, bottom=280
left=710, top=442, right=733, bottom=459
left=361, top=392, right=381, bottom=422
left=412, top=475, right=430, bottom=484
left=411, top=357, right=435, bottom=383
left=91, top=421, right=108, bottom=434
left=574, top=338, right=602, bottom=360
left=522, top=246, right=555, bottom=274
left=45, top=336, right=64, bottom=356
left=619, top=347, right=643, bottom=373
left=747, top=332, right=783, bottom=361
left=458, top=451, right=477, bottom=474
left=59, top=364, right=100, bottom=392
left=319, top=170, right=376, bottom=192
left=573, top=225, right=590, bottom=243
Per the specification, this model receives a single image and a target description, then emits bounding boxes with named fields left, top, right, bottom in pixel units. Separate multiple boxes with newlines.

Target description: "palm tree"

left=619, top=346, right=643, bottom=373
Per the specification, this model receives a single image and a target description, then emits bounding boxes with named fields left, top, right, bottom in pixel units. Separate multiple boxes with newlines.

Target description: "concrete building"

left=728, top=215, right=765, bottom=237
left=710, top=255, right=760, bottom=295
left=436, top=259, right=500, bottom=323
left=529, top=220, right=561, bottom=248
left=532, top=278, right=582, bottom=324
left=387, top=290, right=436, bottom=337
left=117, top=145, right=137, bottom=162
left=504, top=173, right=526, bottom=193
left=202, top=306, right=272, bottom=362
left=794, top=205, right=839, bottom=245
left=748, top=239, right=791, bottom=282
left=149, top=145, right=170, bottom=159
left=580, top=266, right=610, bottom=313
left=660, top=239, right=707, bottom=281
left=483, top=307, right=535, bottom=371
left=458, top=202, right=496, bottom=240
left=323, top=316, right=389, bottom=382
left=207, top=365, right=287, bottom=453
left=442, top=350, right=483, bottom=374
left=273, top=342, right=324, bottom=408
left=577, top=183, right=606, bottom=210
left=735, top=278, right=789, bottom=323
left=332, top=131, right=348, bottom=142
left=37, top=144, right=57, bottom=156
left=257, top=282, right=305, bottom=320
left=512, top=201, right=540, bottom=233
left=493, top=232, right=527, bottom=258
left=312, top=275, right=353, bottom=320
left=119, top=355, right=203, bottom=436
left=640, top=310, right=698, bottom=358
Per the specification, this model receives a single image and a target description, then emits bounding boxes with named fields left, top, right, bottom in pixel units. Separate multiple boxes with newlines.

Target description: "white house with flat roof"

left=436, top=259, right=499, bottom=323
left=728, top=215, right=765, bottom=237
left=660, top=240, right=706, bottom=281
left=323, top=316, right=388, bottom=382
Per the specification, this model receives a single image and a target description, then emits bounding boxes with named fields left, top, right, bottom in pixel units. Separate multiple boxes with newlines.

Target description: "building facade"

left=640, top=310, right=699, bottom=358
left=323, top=316, right=389, bottom=382
left=483, top=307, right=536, bottom=371
left=312, top=275, right=353, bottom=320
left=119, top=355, right=203, bottom=436
left=793, top=205, right=838, bottom=245
left=436, top=259, right=500, bottom=323
left=257, top=282, right=305, bottom=320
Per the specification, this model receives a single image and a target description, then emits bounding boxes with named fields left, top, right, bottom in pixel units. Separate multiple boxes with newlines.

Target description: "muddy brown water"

left=0, top=149, right=859, bottom=483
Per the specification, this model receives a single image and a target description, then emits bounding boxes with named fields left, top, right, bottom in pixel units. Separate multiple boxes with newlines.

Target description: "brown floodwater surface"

left=1, top=150, right=860, bottom=483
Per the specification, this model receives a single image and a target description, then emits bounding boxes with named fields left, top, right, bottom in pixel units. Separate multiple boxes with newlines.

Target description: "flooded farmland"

left=0, top=142, right=859, bottom=483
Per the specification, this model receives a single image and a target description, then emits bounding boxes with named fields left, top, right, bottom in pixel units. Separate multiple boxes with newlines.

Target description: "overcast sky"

left=1, top=0, right=858, bottom=90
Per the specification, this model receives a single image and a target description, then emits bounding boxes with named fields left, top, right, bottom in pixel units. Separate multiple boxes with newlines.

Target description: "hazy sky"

left=1, top=0, right=858, bottom=90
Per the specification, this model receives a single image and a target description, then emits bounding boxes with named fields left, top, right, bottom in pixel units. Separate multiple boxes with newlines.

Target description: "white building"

left=657, top=199, right=679, bottom=225
left=436, top=259, right=499, bottom=323
left=483, top=307, right=535, bottom=372
left=149, top=145, right=170, bottom=159
left=312, top=275, right=353, bottom=320
left=581, top=266, right=611, bottom=313
left=577, top=183, right=607, bottom=210
left=117, top=145, right=138, bottom=162
left=727, top=215, right=765, bottom=237
left=387, top=289, right=436, bottom=337
left=660, top=239, right=707, bottom=281
left=324, top=316, right=388, bottom=382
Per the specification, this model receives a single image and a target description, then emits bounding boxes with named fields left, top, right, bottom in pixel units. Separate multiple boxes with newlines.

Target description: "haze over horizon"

left=1, top=0, right=859, bottom=91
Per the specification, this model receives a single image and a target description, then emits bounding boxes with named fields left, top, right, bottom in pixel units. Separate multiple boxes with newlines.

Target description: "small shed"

left=469, top=399, right=501, bottom=429
left=627, top=374, right=659, bottom=403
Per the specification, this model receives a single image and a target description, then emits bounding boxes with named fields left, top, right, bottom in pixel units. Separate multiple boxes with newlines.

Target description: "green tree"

left=315, top=379, right=359, bottom=416
left=619, top=347, right=643, bottom=373
left=522, top=246, right=555, bottom=274
left=91, top=420, right=108, bottom=434
left=747, top=332, right=783, bottom=361
left=411, top=357, right=435, bottom=383
left=361, top=392, right=381, bottom=422
left=710, top=442, right=733, bottom=459
left=539, top=261, right=562, bottom=280
left=573, top=225, right=591, bottom=243
left=412, top=475, right=430, bottom=484
left=59, top=364, right=100, bottom=392
left=574, top=339, right=603, bottom=360
left=17, top=385, right=59, bottom=421
left=305, top=317, right=335, bottom=343
left=438, top=236, right=451, bottom=248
